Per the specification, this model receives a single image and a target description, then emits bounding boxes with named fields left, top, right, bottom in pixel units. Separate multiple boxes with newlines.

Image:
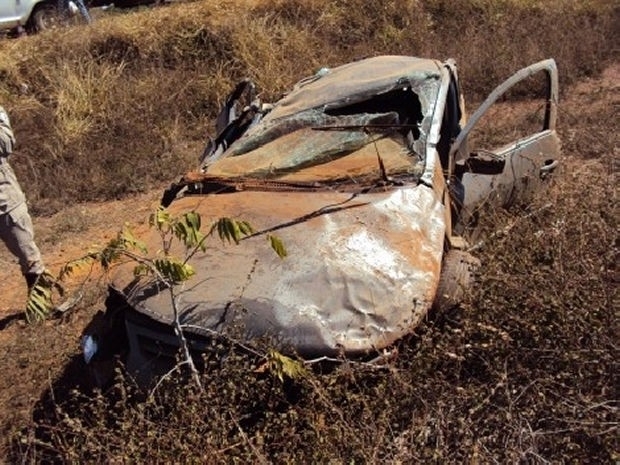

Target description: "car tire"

left=27, top=3, right=62, bottom=33
left=433, top=249, right=480, bottom=313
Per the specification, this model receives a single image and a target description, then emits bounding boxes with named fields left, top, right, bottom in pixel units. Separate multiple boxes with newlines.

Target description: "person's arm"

left=0, top=106, right=15, bottom=156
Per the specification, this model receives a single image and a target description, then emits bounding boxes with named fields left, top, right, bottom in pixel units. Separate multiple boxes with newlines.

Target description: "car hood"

left=112, top=185, right=446, bottom=357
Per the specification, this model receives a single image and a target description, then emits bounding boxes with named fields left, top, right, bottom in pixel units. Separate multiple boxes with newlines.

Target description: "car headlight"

left=81, top=334, right=99, bottom=364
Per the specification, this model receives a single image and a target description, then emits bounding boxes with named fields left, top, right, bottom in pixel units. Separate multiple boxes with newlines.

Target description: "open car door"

left=450, top=59, right=560, bottom=234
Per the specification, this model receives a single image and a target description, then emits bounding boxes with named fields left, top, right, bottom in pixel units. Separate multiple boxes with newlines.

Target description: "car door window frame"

left=449, top=59, right=558, bottom=167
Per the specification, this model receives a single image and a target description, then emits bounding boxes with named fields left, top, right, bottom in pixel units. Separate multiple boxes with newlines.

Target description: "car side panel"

left=0, top=0, right=38, bottom=30
left=448, top=59, right=560, bottom=236
left=460, top=130, right=560, bottom=215
left=0, top=1, right=19, bottom=30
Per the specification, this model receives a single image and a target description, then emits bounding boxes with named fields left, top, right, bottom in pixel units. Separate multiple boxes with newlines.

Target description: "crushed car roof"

left=200, top=56, right=443, bottom=183
left=263, top=55, right=444, bottom=121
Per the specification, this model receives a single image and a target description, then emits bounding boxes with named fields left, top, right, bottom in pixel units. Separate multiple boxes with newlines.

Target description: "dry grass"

left=0, top=0, right=617, bottom=462
left=0, top=0, right=616, bottom=214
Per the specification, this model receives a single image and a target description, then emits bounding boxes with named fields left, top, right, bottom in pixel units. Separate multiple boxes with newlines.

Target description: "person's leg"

left=0, top=203, right=45, bottom=292
left=57, top=0, right=92, bottom=24
left=75, top=0, right=92, bottom=24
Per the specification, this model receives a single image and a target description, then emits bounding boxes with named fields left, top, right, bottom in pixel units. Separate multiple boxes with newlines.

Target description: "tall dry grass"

left=0, top=0, right=616, bottom=214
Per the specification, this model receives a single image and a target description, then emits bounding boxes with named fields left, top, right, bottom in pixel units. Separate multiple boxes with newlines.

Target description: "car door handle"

left=540, top=159, right=559, bottom=178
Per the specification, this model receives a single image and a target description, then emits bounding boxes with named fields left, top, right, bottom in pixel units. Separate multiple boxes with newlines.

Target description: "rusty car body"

left=83, top=56, right=560, bottom=383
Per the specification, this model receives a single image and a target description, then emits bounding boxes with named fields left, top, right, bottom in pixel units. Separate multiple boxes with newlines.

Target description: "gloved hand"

left=0, top=106, right=10, bottom=127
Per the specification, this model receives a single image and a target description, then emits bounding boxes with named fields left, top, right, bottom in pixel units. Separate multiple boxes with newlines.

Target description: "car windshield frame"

left=202, top=56, right=444, bottom=188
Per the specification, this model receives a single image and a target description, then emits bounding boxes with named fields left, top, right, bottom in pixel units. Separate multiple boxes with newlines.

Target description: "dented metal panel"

left=116, top=184, right=446, bottom=356
left=264, top=56, right=443, bottom=122
left=117, top=57, right=453, bottom=356
left=460, top=131, right=561, bottom=214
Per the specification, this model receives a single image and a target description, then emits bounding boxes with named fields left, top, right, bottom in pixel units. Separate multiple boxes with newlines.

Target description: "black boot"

left=24, top=273, right=41, bottom=294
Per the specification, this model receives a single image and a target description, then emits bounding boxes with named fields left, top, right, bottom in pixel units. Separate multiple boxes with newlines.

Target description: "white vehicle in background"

left=0, top=0, right=85, bottom=35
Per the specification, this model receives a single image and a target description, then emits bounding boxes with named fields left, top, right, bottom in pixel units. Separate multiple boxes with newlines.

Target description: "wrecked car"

left=83, top=56, right=560, bottom=385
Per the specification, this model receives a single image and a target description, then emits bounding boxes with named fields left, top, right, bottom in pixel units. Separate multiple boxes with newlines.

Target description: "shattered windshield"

left=205, top=86, right=432, bottom=185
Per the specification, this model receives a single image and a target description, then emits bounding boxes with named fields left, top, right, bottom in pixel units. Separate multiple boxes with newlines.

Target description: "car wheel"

left=433, top=249, right=480, bottom=313
left=27, top=3, right=63, bottom=33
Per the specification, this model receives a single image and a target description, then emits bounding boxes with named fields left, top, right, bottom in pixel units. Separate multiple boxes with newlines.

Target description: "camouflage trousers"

left=0, top=202, right=44, bottom=276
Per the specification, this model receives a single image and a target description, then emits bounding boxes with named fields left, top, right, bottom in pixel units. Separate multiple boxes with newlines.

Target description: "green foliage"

left=26, top=226, right=149, bottom=322
left=267, top=234, right=288, bottom=259
left=266, top=349, right=307, bottom=382
left=25, top=286, right=52, bottom=323
left=210, top=217, right=287, bottom=258
left=149, top=207, right=173, bottom=232
left=151, top=207, right=208, bottom=253
left=57, top=226, right=146, bottom=282
left=152, top=257, right=195, bottom=284
left=25, top=272, right=63, bottom=323
left=211, top=217, right=254, bottom=245
left=41, top=208, right=286, bottom=322
left=174, top=211, right=204, bottom=250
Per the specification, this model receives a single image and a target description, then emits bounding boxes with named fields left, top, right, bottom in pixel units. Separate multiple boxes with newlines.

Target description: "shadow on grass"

left=0, top=312, right=24, bottom=331
left=8, top=352, right=96, bottom=463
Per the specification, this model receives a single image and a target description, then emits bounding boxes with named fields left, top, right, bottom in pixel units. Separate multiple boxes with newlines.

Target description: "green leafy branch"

left=25, top=272, right=64, bottom=324
left=265, top=349, right=308, bottom=382
left=26, top=206, right=292, bottom=389
left=25, top=228, right=147, bottom=323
